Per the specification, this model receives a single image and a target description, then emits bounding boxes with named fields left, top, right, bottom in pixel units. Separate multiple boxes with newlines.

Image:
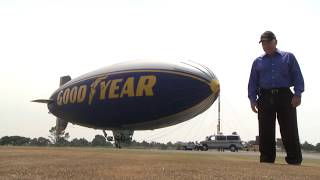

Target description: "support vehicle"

left=200, top=132, right=243, bottom=152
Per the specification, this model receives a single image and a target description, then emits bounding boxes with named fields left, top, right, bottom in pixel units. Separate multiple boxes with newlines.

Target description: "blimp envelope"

left=47, top=60, right=220, bottom=130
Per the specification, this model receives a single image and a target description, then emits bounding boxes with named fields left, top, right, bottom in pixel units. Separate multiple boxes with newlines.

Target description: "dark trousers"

left=257, top=88, right=302, bottom=164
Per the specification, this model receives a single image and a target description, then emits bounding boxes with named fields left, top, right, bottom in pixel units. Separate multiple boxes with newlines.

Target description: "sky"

left=1, top=0, right=319, bottom=144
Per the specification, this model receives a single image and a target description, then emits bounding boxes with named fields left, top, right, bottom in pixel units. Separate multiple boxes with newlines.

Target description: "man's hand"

left=250, top=101, right=258, bottom=113
left=291, top=95, right=301, bottom=108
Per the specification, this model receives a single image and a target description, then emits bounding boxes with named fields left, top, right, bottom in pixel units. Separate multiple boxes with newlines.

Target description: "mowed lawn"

left=0, top=146, right=320, bottom=180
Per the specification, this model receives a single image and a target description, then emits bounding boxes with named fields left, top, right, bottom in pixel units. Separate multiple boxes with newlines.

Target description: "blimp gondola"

left=33, top=60, right=220, bottom=148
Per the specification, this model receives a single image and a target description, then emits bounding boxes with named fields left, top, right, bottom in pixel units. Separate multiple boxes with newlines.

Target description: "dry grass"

left=0, top=146, right=319, bottom=180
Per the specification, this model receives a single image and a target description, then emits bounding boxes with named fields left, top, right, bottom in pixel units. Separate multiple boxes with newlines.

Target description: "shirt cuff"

left=294, top=91, right=302, bottom=97
left=249, top=97, right=257, bottom=104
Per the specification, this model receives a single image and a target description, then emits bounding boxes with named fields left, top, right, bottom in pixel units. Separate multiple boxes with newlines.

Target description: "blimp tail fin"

left=60, top=75, right=71, bottom=87
left=31, top=76, right=71, bottom=104
left=31, top=99, right=54, bottom=104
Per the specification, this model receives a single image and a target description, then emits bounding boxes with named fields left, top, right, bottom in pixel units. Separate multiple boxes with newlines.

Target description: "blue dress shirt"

left=248, top=49, right=304, bottom=103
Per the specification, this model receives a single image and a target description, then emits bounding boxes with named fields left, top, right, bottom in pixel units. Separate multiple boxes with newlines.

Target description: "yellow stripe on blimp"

left=210, top=79, right=220, bottom=95
left=56, top=69, right=216, bottom=106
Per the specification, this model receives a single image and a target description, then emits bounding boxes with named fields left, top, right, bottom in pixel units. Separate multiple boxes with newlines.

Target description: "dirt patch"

left=0, top=147, right=319, bottom=180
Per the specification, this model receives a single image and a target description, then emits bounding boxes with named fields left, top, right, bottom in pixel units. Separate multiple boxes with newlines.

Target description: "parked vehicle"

left=182, top=142, right=196, bottom=150
left=200, top=132, right=243, bottom=152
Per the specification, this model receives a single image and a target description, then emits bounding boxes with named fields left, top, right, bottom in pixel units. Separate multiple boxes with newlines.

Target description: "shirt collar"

left=261, top=49, right=282, bottom=58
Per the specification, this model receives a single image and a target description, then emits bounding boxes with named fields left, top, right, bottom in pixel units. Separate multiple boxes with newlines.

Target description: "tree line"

left=0, top=135, right=181, bottom=149
left=1, top=134, right=320, bottom=152
left=0, top=126, right=181, bottom=149
left=1, top=126, right=319, bottom=151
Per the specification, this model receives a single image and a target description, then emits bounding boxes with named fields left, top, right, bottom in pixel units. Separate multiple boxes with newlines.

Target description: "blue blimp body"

left=33, top=60, right=219, bottom=147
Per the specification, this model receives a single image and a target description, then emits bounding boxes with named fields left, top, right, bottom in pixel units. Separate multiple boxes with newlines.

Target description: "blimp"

left=33, top=60, right=220, bottom=147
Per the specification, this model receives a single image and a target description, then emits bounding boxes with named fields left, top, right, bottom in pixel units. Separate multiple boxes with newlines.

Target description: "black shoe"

left=288, top=162, right=301, bottom=166
left=285, top=157, right=302, bottom=165
left=260, top=160, right=275, bottom=164
left=260, top=156, right=275, bottom=163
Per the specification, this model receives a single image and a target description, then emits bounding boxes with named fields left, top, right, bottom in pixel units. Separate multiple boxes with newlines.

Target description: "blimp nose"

left=179, top=61, right=220, bottom=97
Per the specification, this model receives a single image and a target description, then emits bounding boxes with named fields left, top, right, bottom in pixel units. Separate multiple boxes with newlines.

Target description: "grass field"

left=0, top=146, right=320, bottom=180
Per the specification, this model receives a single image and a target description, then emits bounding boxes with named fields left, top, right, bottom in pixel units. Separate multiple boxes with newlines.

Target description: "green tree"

left=38, top=137, right=51, bottom=146
left=301, top=141, right=315, bottom=151
left=92, top=135, right=107, bottom=146
left=315, top=143, right=320, bottom=152
left=0, top=136, right=30, bottom=146
left=30, top=137, right=51, bottom=146
left=70, top=138, right=90, bottom=147
left=141, top=140, right=149, bottom=147
left=49, top=126, right=70, bottom=146
left=0, top=136, right=10, bottom=145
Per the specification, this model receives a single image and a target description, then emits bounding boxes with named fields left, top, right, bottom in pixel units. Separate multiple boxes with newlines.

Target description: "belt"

left=260, top=88, right=290, bottom=95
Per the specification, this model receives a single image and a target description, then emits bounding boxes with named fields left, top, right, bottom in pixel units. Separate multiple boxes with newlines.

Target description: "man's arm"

left=290, top=53, right=304, bottom=97
left=290, top=53, right=304, bottom=107
left=248, top=61, right=258, bottom=113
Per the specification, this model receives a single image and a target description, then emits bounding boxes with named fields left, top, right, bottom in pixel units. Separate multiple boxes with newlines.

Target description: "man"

left=248, top=31, right=304, bottom=165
